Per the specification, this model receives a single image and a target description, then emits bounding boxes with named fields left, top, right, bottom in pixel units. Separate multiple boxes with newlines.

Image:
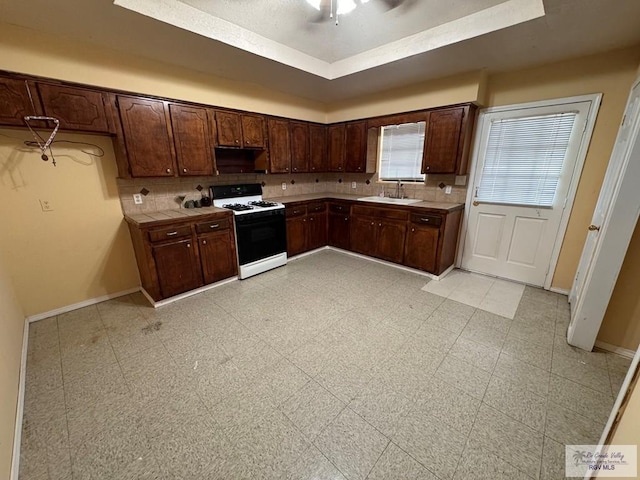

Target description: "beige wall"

left=325, top=71, right=483, bottom=123
left=0, top=253, right=25, bottom=479
left=0, top=129, right=140, bottom=316
left=0, top=23, right=325, bottom=123
left=485, top=47, right=640, bottom=291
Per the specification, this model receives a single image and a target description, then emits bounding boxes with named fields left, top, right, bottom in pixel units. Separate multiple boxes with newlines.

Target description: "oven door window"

left=235, top=212, right=287, bottom=265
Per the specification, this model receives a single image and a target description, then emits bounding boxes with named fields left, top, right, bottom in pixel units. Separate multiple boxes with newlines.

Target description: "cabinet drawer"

left=409, top=213, right=442, bottom=227
left=307, top=202, right=326, bottom=213
left=286, top=206, right=307, bottom=218
left=329, top=203, right=350, bottom=214
left=352, top=205, right=409, bottom=221
left=195, top=218, right=230, bottom=234
left=148, top=225, right=192, bottom=243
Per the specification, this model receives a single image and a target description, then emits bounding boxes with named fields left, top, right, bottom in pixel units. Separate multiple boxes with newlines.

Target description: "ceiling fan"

left=306, top=0, right=411, bottom=24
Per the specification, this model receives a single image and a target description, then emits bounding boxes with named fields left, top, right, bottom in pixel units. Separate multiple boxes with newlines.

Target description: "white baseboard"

left=141, top=276, right=238, bottom=308
left=549, top=286, right=570, bottom=295
left=11, top=319, right=29, bottom=480
left=324, top=246, right=450, bottom=280
left=594, top=340, right=637, bottom=359
left=26, top=287, right=141, bottom=323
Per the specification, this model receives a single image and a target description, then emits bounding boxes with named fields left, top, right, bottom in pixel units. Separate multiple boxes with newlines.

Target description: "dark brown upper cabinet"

left=0, top=77, right=42, bottom=126
left=290, top=121, right=309, bottom=173
left=345, top=120, right=367, bottom=173
left=309, top=123, right=328, bottom=173
left=268, top=118, right=292, bottom=173
left=215, top=110, right=266, bottom=148
left=328, top=124, right=346, bottom=172
left=241, top=114, right=266, bottom=148
left=422, top=104, right=476, bottom=175
left=37, top=83, right=110, bottom=133
left=169, top=104, right=215, bottom=176
left=215, top=111, right=243, bottom=147
left=117, top=95, right=177, bottom=177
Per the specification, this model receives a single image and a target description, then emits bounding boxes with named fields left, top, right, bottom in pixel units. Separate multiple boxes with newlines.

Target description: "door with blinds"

left=461, top=99, right=594, bottom=286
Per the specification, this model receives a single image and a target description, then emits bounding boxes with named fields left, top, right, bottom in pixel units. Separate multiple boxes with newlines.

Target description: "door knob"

left=472, top=201, right=479, bottom=206
left=588, top=225, right=600, bottom=231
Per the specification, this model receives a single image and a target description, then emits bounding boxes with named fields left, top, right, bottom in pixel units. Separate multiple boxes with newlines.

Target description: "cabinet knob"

left=425, top=166, right=430, bottom=171
left=182, top=168, right=187, bottom=173
left=202, top=240, right=207, bottom=245
left=379, top=223, right=382, bottom=227
left=310, top=217, right=314, bottom=221
left=186, top=243, right=191, bottom=248
left=245, top=140, right=249, bottom=144
left=166, top=168, right=171, bottom=174
left=344, top=217, right=348, bottom=221
left=293, top=167, right=297, bottom=171
left=235, top=139, right=239, bottom=144
left=338, top=167, right=342, bottom=170
left=285, top=167, right=289, bottom=171
left=412, top=228, right=415, bottom=232
left=370, top=222, right=374, bottom=226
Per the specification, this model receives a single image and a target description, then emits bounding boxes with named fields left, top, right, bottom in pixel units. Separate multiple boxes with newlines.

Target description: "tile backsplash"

left=117, top=172, right=468, bottom=216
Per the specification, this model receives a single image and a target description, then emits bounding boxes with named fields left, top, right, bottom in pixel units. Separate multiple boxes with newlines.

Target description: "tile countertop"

left=124, top=194, right=464, bottom=227
left=125, top=206, right=230, bottom=226
left=266, top=193, right=465, bottom=213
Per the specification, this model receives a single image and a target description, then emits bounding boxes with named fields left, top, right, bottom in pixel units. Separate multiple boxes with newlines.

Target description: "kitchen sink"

left=357, top=196, right=423, bottom=205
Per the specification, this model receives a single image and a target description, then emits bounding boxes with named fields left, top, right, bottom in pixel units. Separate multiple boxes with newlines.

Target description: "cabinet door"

left=286, top=216, right=307, bottom=257
left=268, top=118, right=292, bottom=174
left=199, top=230, right=238, bottom=284
left=38, top=83, right=110, bottom=133
left=328, top=212, right=350, bottom=250
left=290, top=121, right=309, bottom=173
left=345, top=121, right=367, bottom=173
left=169, top=104, right=214, bottom=176
left=307, top=212, right=327, bottom=251
left=0, top=77, right=42, bottom=126
left=309, top=124, right=328, bottom=173
left=328, top=124, right=346, bottom=172
left=422, top=107, right=464, bottom=174
left=350, top=215, right=378, bottom=257
left=152, top=239, right=202, bottom=298
left=117, top=96, right=176, bottom=177
left=216, top=111, right=243, bottom=147
left=241, top=114, right=266, bottom=148
left=404, top=225, right=439, bottom=273
left=377, top=219, right=407, bottom=264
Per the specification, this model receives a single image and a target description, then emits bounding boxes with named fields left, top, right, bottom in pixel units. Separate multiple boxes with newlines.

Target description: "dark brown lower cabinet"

left=350, top=215, right=378, bottom=257
left=350, top=215, right=406, bottom=263
left=403, top=224, right=439, bottom=273
left=126, top=212, right=237, bottom=301
left=152, top=239, right=202, bottom=298
left=286, top=215, right=307, bottom=257
left=198, top=229, right=238, bottom=284
left=328, top=212, right=350, bottom=250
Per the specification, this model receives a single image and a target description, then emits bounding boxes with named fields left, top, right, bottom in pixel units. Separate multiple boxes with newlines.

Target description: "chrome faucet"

left=390, top=179, right=404, bottom=199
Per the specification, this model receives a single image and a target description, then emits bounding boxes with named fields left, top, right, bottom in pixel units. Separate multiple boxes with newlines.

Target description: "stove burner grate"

left=222, top=203, right=254, bottom=211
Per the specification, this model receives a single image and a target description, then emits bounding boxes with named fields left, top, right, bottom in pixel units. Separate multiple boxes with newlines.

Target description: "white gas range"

left=211, top=184, right=287, bottom=279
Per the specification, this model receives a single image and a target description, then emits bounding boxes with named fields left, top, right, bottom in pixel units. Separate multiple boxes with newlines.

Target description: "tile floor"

left=20, top=250, right=631, bottom=480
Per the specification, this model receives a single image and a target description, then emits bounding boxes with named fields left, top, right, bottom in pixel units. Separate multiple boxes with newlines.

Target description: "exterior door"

left=461, top=98, right=597, bottom=286
left=568, top=78, right=640, bottom=351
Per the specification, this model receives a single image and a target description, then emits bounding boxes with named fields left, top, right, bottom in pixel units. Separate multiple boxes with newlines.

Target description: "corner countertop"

left=124, top=206, right=230, bottom=227
left=265, top=193, right=464, bottom=212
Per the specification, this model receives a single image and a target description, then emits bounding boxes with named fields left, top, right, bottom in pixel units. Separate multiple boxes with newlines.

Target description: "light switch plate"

left=281, top=182, right=287, bottom=190
left=445, top=185, right=452, bottom=194
left=351, top=181, right=357, bottom=189
left=133, top=194, right=143, bottom=205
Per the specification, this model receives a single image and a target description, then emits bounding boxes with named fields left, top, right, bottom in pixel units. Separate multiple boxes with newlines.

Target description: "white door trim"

left=456, top=93, right=602, bottom=290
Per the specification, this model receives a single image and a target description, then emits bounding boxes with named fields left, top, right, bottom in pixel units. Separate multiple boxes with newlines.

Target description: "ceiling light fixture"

left=306, top=0, right=370, bottom=25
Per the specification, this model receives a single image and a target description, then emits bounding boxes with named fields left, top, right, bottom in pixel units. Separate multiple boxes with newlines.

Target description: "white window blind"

left=379, top=122, right=426, bottom=181
left=477, top=113, right=577, bottom=207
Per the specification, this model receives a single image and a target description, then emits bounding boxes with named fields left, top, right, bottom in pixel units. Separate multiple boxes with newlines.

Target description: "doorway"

left=460, top=95, right=601, bottom=287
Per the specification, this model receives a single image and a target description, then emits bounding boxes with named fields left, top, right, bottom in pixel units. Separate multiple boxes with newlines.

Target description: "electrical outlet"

left=133, top=194, right=143, bottom=205
left=39, top=199, right=53, bottom=212
left=445, top=185, right=452, bottom=194
left=351, top=181, right=357, bottom=189
left=281, top=182, right=287, bottom=190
